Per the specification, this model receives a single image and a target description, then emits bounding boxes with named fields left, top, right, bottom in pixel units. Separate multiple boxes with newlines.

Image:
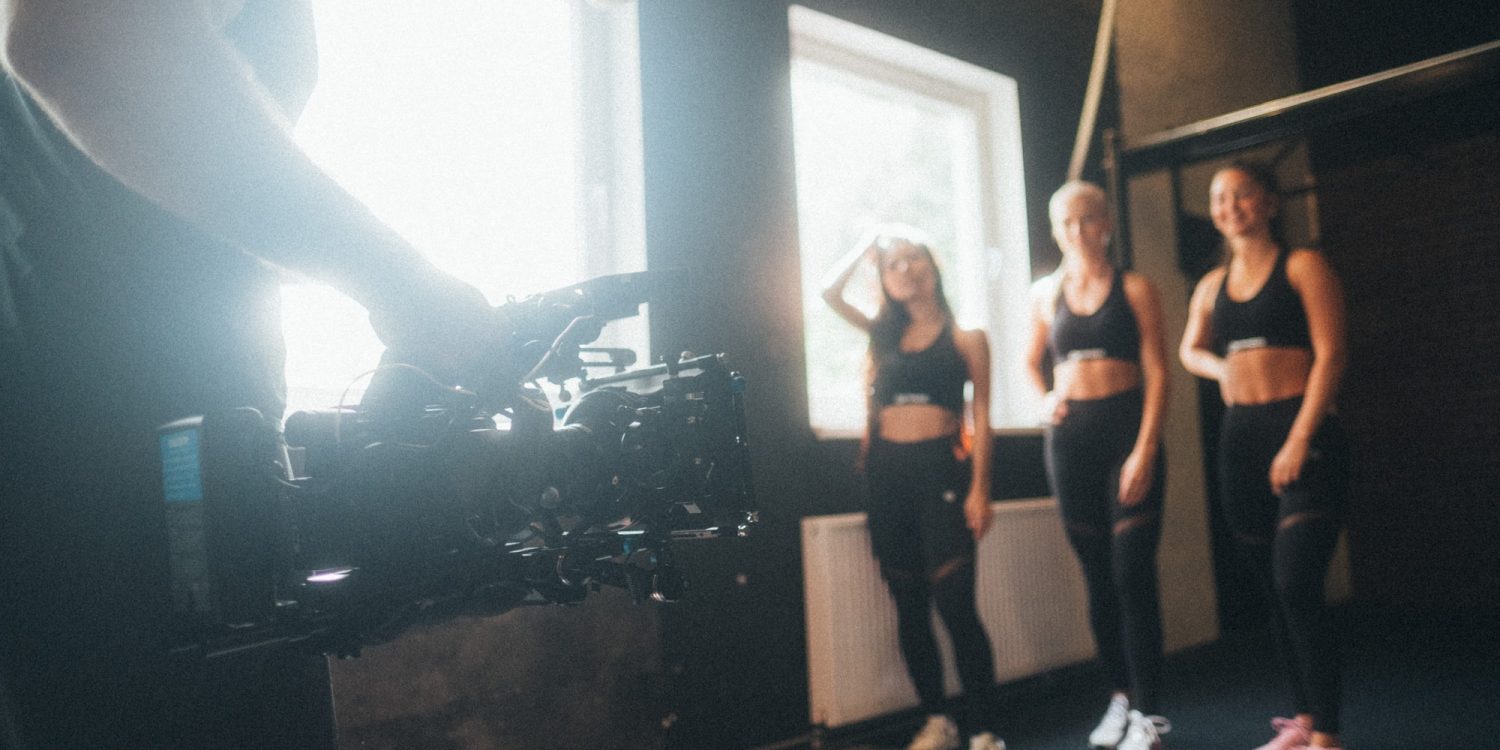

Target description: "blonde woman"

left=1025, top=182, right=1171, bottom=750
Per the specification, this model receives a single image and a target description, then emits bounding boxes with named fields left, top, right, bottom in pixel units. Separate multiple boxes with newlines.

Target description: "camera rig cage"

left=157, top=271, right=755, bottom=659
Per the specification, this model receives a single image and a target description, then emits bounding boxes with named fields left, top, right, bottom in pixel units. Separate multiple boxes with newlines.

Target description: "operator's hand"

left=366, top=266, right=509, bottom=385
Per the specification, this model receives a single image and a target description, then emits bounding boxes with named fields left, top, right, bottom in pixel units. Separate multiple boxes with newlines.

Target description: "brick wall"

left=1309, top=87, right=1500, bottom=604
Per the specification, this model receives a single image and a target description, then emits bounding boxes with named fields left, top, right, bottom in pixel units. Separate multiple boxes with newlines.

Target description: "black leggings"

left=866, top=437, right=998, bottom=734
left=1220, top=397, right=1348, bottom=735
left=1044, top=388, right=1165, bottom=713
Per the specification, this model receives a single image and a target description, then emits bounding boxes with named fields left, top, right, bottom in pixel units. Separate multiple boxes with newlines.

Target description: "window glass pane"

left=793, top=61, right=980, bottom=433
left=284, top=1, right=641, bottom=415
left=790, top=5, right=1034, bottom=435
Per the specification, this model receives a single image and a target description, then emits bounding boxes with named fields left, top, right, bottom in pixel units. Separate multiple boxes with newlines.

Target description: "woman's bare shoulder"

left=953, top=325, right=990, bottom=351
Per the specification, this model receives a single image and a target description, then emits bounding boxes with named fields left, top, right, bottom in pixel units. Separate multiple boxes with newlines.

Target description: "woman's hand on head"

left=854, top=227, right=884, bottom=261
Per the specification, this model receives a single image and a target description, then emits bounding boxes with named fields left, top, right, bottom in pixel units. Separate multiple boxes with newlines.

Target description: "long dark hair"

left=866, top=235, right=954, bottom=361
left=860, top=232, right=956, bottom=465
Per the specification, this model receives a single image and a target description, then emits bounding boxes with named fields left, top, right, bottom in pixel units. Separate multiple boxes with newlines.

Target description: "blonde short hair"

left=1048, top=180, right=1109, bottom=225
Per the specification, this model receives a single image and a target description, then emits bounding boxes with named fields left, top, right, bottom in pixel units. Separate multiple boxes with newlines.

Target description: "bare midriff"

left=1221, top=347, right=1312, bottom=405
left=878, top=404, right=962, bottom=443
left=1054, top=359, right=1142, bottom=401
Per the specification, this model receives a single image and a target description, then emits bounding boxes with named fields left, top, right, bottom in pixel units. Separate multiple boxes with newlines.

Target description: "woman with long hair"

left=822, top=226, right=1004, bottom=750
left=1181, top=162, right=1349, bottom=750
left=1025, top=181, right=1171, bottom=750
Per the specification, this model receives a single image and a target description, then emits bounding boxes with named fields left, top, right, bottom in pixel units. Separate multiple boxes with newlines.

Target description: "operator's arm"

left=1, top=0, right=484, bottom=348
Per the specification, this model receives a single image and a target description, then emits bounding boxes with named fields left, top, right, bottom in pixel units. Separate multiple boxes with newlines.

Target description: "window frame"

left=789, top=5, right=1039, bottom=437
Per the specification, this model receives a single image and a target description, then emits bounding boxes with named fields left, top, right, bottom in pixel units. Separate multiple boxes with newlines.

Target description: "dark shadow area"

left=333, top=588, right=668, bottom=750
left=821, top=604, right=1500, bottom=749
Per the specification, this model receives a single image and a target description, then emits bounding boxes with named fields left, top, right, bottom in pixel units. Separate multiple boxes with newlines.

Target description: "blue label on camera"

left=161, top=428, right=204, bottom=503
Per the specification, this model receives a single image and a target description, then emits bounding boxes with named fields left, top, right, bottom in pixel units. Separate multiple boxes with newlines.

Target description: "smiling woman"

left=285, top=0, right=645, bottom=415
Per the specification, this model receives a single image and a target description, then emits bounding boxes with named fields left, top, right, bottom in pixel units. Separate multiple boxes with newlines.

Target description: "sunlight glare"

left=285, top=2, right=580, bottom=414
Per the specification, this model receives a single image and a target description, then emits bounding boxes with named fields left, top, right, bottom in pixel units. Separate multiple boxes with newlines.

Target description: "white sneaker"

left=1088, top=694, right=1131, bottom=748
left=1117, top=709, right=1171, bottom=750
left=967, top=730, right=1006, bottom=750
left=906, top=714, right=960, bottom=750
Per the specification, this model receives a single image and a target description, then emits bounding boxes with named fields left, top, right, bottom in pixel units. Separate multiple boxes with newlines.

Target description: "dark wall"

left=637, top=1, right=1098, bottom=747
left=1292, top=0, right=1500, bottom=88
left=1291, top=2, right=1500, bottom=605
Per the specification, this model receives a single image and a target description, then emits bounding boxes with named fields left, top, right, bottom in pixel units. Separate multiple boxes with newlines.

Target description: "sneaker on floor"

left=1117, top=710, right=1171, bottom=750
left=906, top=714, right=960, bottom=750
left=1253, top=716, right=1312, bottom=750
left=967, top=730, right=1006, bottom=750
left=1088, top=693, right=1131, bottom=748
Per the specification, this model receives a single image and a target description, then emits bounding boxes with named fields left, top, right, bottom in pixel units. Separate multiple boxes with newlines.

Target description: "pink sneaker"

left=1252, top=717, right=1311, bottom=750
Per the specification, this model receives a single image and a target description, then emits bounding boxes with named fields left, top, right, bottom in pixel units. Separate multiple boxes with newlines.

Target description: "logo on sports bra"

left=1065, top=348, right=1107, bottom=362
left=891, top=393, right=932, bottom=406
left=1227, top=337, right=1268, bottom=354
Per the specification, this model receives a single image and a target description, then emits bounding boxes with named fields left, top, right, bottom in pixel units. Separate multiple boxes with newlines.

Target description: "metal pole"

left=1118, top=39, right=1500, bottom=176
left=1102, top=127, right=1131, bottom=269
left=1068, top=0, right=1120, bottom=180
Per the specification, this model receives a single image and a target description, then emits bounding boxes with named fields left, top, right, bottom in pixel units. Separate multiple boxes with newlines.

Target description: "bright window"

left=790, top=6, right=1037, bottom=435
left=285, top=0, right=645, bottom=416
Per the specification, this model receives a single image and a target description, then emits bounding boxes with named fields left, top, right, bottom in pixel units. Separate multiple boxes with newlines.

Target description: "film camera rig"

left=158, top=271, right=755, bottom=659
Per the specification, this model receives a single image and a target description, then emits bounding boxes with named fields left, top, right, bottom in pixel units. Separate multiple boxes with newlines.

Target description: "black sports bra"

left=1048, top=270, right=1140, bottom=365
left=871, top=325, right=968, bottom=415
left=1211, top=249, right=1312, bottom=356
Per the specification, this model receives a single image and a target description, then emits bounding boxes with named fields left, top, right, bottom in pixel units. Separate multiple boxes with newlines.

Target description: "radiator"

left=802, top=498, right=1094, bottom=729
